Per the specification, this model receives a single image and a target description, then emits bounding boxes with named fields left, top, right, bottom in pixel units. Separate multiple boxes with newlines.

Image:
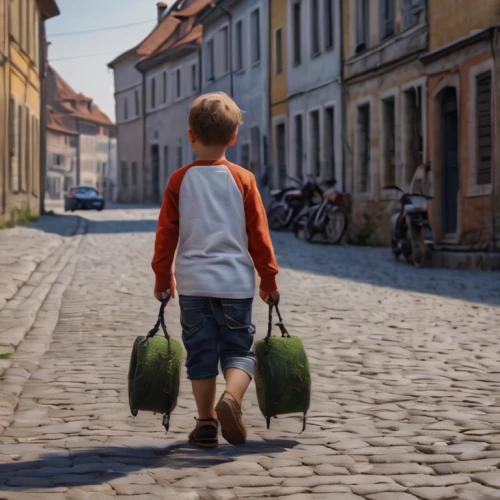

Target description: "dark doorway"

left=441, top=87, right=459, bottom=235
left=150, top=144, right=160, bottom=205
left=276, top=123, right=287, bottom=188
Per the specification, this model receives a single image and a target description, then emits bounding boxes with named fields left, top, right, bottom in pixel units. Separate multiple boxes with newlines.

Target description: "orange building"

left=422, top=0, right=500, bottom=265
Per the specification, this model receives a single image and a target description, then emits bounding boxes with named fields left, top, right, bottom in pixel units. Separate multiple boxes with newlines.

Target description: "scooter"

left=388, top=186, right=434, bottom=267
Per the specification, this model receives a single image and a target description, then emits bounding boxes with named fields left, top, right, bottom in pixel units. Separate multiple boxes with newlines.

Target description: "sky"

left=45, top=0, right=160, bottom=122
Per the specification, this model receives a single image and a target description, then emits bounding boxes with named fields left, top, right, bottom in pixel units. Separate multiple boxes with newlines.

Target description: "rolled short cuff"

left=186, top=370, right=219, bottom=381
left=222, top=356, right=256, bottom=380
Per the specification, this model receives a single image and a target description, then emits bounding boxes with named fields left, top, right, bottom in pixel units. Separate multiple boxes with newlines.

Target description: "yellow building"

left=0, top=0, right=59, bottom=225
left=269, top=0, right=288, bottom=189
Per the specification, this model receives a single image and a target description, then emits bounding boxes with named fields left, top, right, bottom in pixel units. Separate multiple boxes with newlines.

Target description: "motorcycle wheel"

left=325, top=207, right=348, bottom=245
left=410, top=225, right=427, bottom=267
left=293, top=214, right=309, bottom=240
left=304, top=214, right=315, bottom=242
left=268, top=206, right=291, bottom=231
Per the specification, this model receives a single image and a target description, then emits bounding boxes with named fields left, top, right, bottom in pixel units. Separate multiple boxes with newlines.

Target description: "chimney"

left=157, top=2, right=168, bottom=23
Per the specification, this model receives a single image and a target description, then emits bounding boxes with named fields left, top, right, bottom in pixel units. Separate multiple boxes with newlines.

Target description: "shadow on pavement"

left=0, top=439, right=297, bottom=490
left=272, top=232, right=500, bottom=307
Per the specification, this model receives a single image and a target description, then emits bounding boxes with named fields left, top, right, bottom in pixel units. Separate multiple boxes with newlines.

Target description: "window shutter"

left=9, top=99, right=19, bottom=192
left=477, top=72, right=492, bottom=185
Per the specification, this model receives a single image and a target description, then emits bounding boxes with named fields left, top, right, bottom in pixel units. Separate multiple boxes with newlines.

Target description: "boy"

left=152, top=92, right=280, bottom=448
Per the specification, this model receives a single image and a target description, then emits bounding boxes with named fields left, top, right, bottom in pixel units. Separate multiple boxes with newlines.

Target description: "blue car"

left=64, top=186, right=105, bottom=212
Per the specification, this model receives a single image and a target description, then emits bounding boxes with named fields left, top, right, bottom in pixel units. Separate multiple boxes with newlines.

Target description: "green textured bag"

left=254, top=302, right=311, bottom=431
left=128, top=298, right=182, bottom=431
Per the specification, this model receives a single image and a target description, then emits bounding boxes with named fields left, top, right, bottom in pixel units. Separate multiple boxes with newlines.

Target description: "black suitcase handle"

left=146, top=296, right=172, bottom=357
left=265, top=298, right=291, bottom=351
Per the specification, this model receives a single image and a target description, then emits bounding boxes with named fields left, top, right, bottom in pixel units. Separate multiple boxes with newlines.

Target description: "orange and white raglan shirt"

left=152, top=159, right=279, bottom=299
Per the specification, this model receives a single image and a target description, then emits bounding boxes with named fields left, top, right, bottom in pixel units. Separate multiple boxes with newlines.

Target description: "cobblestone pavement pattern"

left=1, top=208, right=500, bottom=500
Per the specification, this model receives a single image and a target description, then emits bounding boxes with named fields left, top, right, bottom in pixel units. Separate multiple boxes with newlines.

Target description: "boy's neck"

left=194, top=146, right=227, bottom=163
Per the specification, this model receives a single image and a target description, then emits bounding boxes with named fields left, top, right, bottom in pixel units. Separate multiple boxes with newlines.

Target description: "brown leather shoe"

left=215, top=392, right=247, bottom=446
left=188, top=418, right=219, bottom=448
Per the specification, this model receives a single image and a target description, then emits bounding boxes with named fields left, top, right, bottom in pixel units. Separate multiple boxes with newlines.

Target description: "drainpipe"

left=339, top=0, right=346, bottom=193
left=40, top=25, right=48, bottom=215
left=214, top=2, right=234, bottom=97
left=267, top=0, right=273, bottom=189
left=141, top=71, right=147, bottom=204
left=490, top=27, right=498, bottom=250
left=197, top=42, right=202, bottom=95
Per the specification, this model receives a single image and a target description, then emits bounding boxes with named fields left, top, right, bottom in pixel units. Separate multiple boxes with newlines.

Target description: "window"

left=476, top=71, right=492, bottom=185
left=135, top=89, right=140, bottom=116
left=10, top=0, right=20, bottom=43
left=380, top=0, right=395, bottom=40
left=121, top=162, right=128, bottom=188
left=162, top=71, right=167, bottom=104
left=221, top=26, right=230, bottom=74
left=205, top=39, right=215, bottom=81
left=402, top=0, right=423, bottom=29
left=309, top=110, right=320, bottom=177
left=250, top=9, right=261, bottom=64
left=275, top=27, right=283, bottom=74
left=124, top=97, right=128, bottom=120
left=177, top=144, right=183, bottom=170
left=403, top=87, right=423, bottom=184
left=191, top=64, right=197, bottom=92
left=176, top=69, right=181, bottom=99
left=356, top=0, right=369, bottom=51
left=358, top=104, right=371, bottom=193
left=382, top=97, right=396, bottom=186
left=292, top=1, right=301, bottom=65
left=294, top=114, right=303, bottom=180
left=324, top=0, right=334, bottom=49
left=151, top=78, right=156, bottom=108
left=131, top=162, right=138, bottom=186
left=324, top=107, right=335, bottom=180
left=240, top=143, right=250, bottom=170
left=311, top=0, right=320, bottom=56
left=276, top=123, right=287, bottom=187
left=235, top=20, right=243, bottom=71
left=163, top=145, right=169, bottom=181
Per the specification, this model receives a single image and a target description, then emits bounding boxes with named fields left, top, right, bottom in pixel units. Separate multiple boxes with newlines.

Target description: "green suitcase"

left=254, top=301, right=311, bottom=431
left=128, top=298, right=182, bottom=431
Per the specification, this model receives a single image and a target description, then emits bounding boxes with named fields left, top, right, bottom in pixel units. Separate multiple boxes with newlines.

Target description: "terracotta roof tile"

left=47, top=66, right=114, bottom=127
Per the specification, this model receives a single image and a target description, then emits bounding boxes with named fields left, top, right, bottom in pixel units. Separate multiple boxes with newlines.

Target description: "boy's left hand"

left=154, top=276, right=176, bottom=301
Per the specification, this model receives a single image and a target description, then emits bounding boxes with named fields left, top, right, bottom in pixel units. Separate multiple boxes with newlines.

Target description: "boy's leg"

left=179, top=296, right=219, bottom=446
left=214, top=298, right=256, bottom=445
left=191, top=378, right=217, bottom=420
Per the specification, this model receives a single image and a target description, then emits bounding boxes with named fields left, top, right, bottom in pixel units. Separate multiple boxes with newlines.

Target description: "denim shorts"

left=179, top=295, right=256, bottom=380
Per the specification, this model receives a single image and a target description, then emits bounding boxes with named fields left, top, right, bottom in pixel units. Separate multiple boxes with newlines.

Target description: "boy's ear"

left=188, top=129, right=196, bottom=145
left=228, top=133, right=238, bottom=147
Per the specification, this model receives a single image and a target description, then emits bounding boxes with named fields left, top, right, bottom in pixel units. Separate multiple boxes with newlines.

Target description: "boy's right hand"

left=260, top=290, right=280, bottom=305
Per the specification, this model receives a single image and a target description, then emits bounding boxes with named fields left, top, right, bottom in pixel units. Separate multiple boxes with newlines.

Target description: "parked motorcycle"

left=267, top=176, right=315, bottom=231
left=388, top=185, right=434, bottom=267
left=294, top=180, right=350, bottom=244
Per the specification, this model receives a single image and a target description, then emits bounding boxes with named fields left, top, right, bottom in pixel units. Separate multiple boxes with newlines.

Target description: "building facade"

left=287, top=0, right=343, bottom=189
left=197, top=0, right=270, bottom=184
left=0, top=0, right=59, bottom=225
left=343, top=0, right=428, bottom=244
left=422, top=0, right=500, bottom=257
left=269, top=0, right=288, bottom=189
left=138, top=34, right=202, bottom=204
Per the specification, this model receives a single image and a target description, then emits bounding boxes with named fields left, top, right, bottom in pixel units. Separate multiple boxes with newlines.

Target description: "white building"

left=286, top=0, right=343, bottom=188
left=137, top=33, right=201, bottom=204
left=196, top=0, right=270, bottom=184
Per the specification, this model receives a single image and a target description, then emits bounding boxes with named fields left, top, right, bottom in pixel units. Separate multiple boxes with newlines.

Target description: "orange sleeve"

left=243, top=174, right=279, bottom=293
left=151, top=173, right=181, bottom=293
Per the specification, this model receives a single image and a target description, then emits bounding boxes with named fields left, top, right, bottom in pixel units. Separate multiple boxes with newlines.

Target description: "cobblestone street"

left=1, top=208, right=500, bottom=500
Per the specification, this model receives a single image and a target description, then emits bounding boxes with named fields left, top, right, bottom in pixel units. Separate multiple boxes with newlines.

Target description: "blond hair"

left=188, top=92, right=243, bottom=146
